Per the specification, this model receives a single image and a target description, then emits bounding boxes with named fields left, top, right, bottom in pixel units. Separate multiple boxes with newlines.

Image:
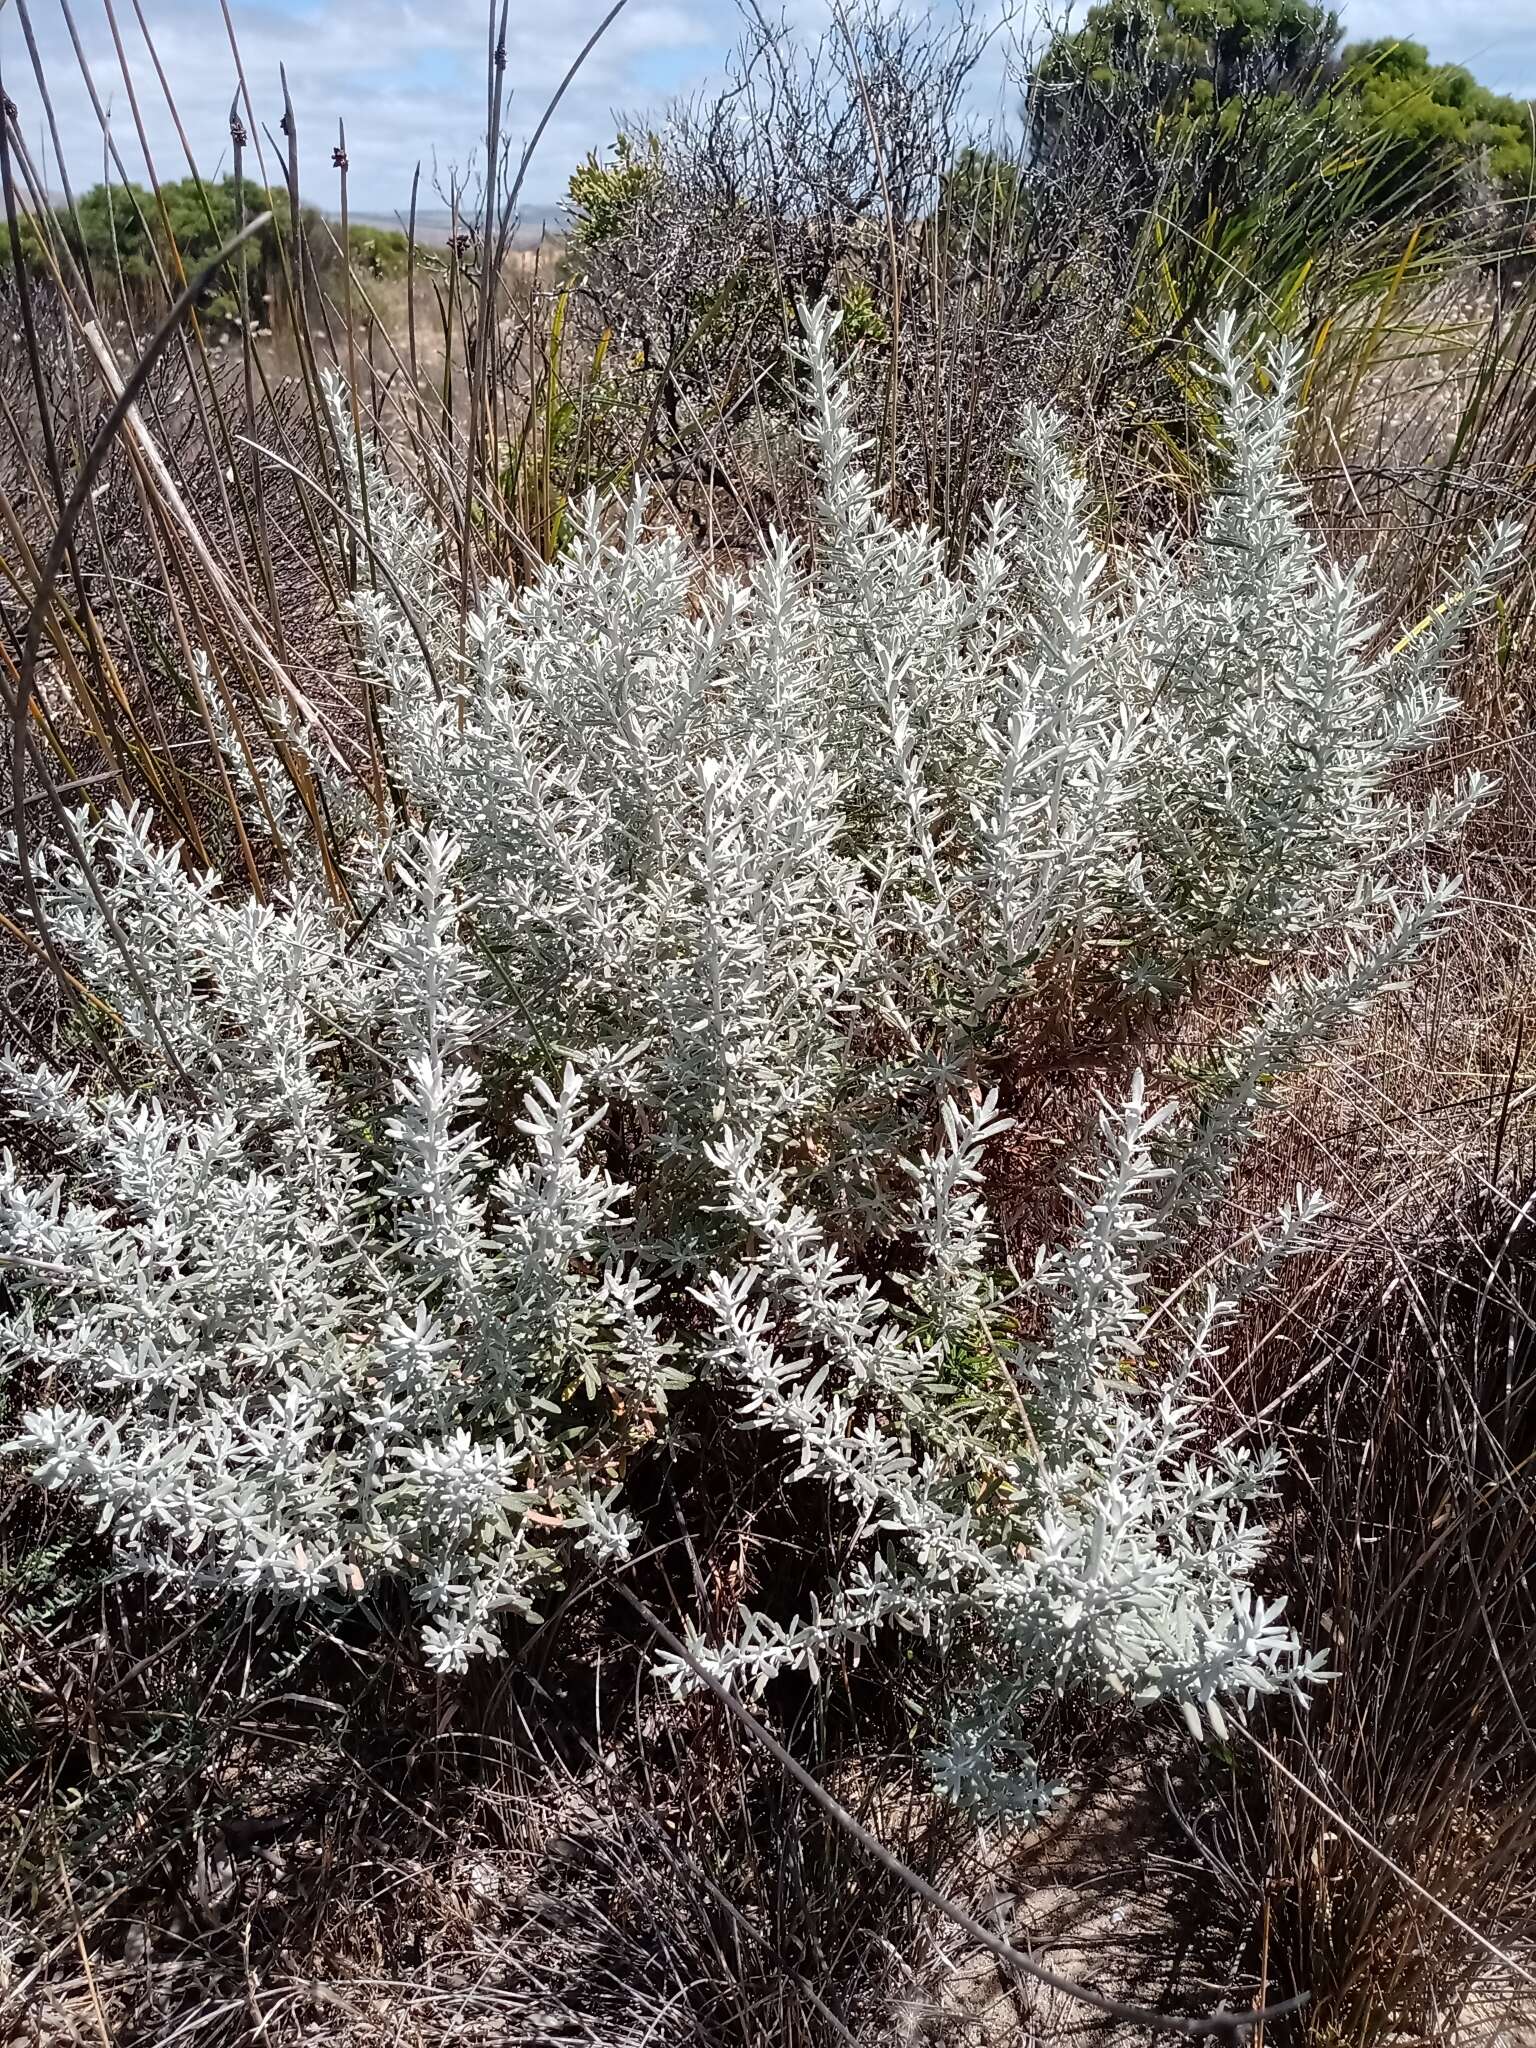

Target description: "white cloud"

left=1, top=0, right=722, bottom=213
left=1, top=0, right=1531, bottom=219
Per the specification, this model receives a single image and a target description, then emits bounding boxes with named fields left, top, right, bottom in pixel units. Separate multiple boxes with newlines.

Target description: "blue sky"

left=2, top=0, right=1533, bottom=217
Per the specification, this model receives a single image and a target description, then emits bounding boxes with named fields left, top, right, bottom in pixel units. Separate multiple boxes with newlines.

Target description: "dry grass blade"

left=1255, top=1194, right=1536, bottom=2042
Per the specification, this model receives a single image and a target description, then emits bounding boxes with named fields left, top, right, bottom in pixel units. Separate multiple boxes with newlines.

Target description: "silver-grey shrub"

left=1, top=304, right=1514, bottom=1810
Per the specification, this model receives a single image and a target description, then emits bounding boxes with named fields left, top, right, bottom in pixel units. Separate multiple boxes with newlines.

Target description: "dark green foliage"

left=0, top=174, right=409, bottom=325
left=1040, top=0, right=1343, bottom=105
left=1342, top=38, right=1536, bottom=226
left=1039, top=0, right=1535, bottom=246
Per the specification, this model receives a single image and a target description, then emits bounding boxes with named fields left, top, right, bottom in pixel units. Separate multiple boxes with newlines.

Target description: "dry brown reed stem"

left=81, top=323, right=341, bottom=762
left=458, top=0, right=509, bottom=631
left=0, top=12, right=356, bottom=891
left=4, top=217, right=288, bottom=1076
left=1248, top=1191, right=1536, bottom=2040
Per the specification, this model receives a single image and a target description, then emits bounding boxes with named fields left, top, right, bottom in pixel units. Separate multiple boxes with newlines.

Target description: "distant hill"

left=18, top=191, right=570, bottom=250
left=345, top=205, right=567, bottom=248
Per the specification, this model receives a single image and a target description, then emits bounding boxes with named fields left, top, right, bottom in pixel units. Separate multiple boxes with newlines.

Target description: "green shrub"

left=0, top=175, right=410, bottom=324
left=1039, top=0, right=1535, bottom=248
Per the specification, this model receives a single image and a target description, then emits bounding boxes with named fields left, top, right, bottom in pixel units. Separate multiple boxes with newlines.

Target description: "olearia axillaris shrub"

left=1, top=304, right=1517, bottom=1813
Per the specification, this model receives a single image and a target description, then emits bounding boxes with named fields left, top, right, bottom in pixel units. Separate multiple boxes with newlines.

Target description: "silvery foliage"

left=1, top=303, right=1514, bottom=1803
left=345, top=302, right=1515, bottom=1188
left=0, top=816, right=670, bottom=1674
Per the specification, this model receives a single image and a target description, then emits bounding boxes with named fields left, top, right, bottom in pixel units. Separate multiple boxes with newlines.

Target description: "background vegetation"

left=0, top=174, right=409, bottom=325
